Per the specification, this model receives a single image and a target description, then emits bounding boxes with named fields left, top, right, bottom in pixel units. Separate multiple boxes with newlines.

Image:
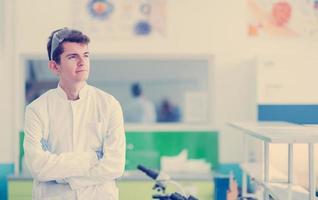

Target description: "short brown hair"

left=47, top=28, right=90, bottom=64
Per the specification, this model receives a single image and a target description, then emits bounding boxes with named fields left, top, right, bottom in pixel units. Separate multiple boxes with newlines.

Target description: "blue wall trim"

left=0, top=163, right=14, bottom=200
left=258, top=104, right=318, bottom=124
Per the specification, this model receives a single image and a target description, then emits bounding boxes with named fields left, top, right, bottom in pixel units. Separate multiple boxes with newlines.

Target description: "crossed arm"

left=24, top=101, right=126, bottom=189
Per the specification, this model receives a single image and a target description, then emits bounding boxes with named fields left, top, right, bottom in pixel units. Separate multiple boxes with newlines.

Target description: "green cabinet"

left=125, top=131, right=219, bottom=170
left=19, top=130, right=219, bottom=173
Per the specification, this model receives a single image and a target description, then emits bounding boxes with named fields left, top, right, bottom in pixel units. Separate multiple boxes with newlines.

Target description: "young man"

left=24, top=28, right=126, bottom=200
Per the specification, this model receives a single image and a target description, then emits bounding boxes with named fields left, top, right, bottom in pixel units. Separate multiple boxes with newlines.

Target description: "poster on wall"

left=72, top=0, right=167, bottom=39
left=247, top=0, right=318, bottom=38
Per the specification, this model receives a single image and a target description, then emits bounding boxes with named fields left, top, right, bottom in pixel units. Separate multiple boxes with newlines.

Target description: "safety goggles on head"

left=50, top=28, right=72, bottom=61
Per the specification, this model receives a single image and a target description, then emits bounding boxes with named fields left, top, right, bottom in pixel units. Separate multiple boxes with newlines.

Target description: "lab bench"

left=8, top=171, right=213, bottom=200
left=229, top=121, right=318, bottom=200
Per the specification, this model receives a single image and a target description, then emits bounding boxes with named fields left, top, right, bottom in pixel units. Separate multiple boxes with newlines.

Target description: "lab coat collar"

left=56, top=82, right=89, bottom=101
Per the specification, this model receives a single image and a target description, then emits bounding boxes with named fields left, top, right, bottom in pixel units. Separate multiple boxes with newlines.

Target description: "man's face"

left=57, top=42, right=90, bottom=84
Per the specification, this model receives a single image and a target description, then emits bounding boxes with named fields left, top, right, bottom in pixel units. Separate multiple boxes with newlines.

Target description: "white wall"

left=15, top=0, right=216, bottom=55
left=0, top=0, right=258, bottom=166
left=0, top=0, right=15, bottom=164
left=214, top=55, right=257, bottom=163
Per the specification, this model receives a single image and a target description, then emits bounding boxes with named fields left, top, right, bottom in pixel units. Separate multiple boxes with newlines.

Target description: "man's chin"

left=74, top=76, right=88, bottom=83
left=76, top=73, right=89, bottom=80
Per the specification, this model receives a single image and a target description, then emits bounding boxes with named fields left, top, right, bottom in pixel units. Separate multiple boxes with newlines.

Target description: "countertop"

left=8, top=170, right=213, bottom=181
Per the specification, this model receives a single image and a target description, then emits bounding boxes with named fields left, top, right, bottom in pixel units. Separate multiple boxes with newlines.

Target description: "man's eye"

left=84, top=54, right=89, bottom=58
left=68, top=55, right=76, bottom=59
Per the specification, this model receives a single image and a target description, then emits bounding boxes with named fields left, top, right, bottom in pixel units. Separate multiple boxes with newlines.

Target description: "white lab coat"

left=124, top=96, right=156, bottom=123
left=24, top=84, right=126, bottom=200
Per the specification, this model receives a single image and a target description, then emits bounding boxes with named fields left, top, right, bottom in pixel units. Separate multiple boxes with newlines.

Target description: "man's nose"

left=77, top=56, right=85, bottom=66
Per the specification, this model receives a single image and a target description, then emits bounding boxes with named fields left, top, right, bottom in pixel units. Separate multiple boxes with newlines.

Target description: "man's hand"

left=41, top=138, right=103, bottom=160
left=41, top=138, right=51, bottom=152
left=95, top=146, right=104, bottom=160
left=40, top=138, right=68, bottom=184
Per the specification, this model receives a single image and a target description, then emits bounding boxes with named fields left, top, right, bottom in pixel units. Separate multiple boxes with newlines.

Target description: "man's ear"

left=48, top=60, right=60, bottom=76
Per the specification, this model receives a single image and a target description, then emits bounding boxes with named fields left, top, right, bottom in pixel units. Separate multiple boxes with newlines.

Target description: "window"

left=25, top=56, right=212, bottom=124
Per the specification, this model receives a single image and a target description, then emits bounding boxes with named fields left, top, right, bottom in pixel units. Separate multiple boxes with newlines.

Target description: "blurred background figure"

left=124, top=82, right=156, bottom=123
left=157, top=98, right=181, bottom=122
